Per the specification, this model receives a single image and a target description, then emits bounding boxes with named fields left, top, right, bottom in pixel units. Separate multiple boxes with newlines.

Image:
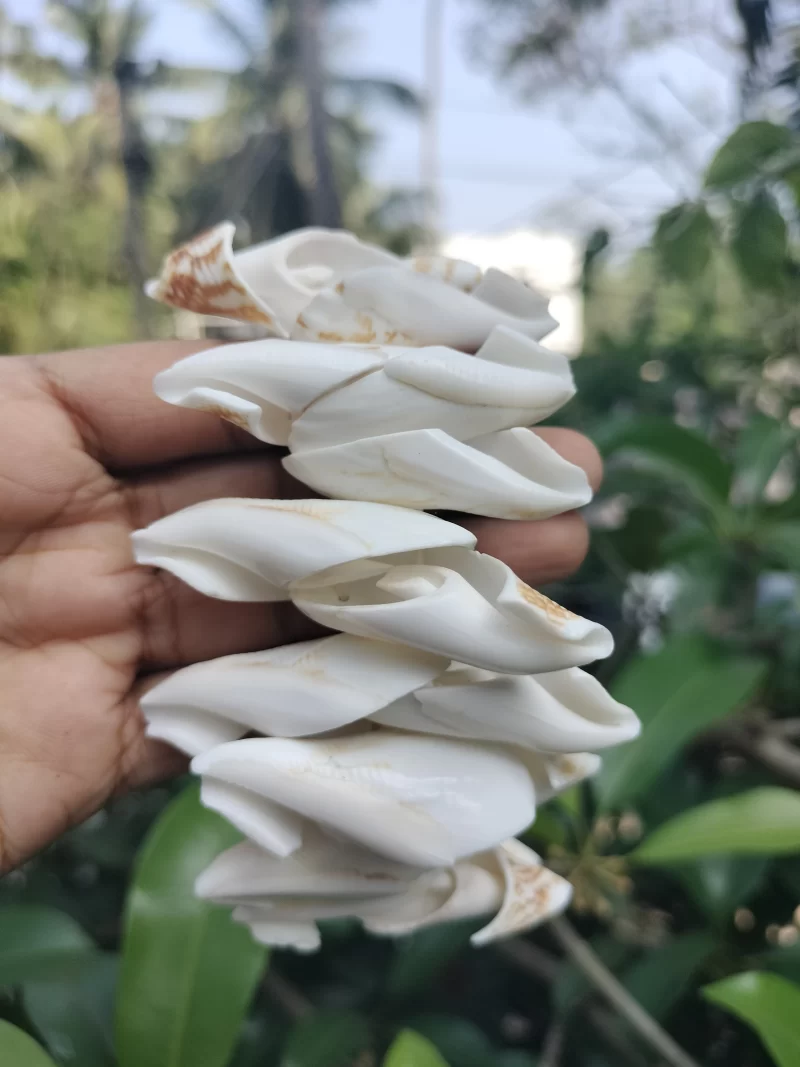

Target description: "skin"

left=0, top=341, right=602, bottom=874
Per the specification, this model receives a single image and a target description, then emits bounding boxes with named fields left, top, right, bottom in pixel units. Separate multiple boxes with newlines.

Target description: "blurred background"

left=2, top=2, right=800, bottom=1067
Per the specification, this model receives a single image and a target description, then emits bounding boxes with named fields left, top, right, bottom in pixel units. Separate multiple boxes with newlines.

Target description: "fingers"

left=125, top=426, right=601, bottom=532
left=116, top=692, right=190, bottom=792
left=125, top=452, right=308, bottom=531
left=136, top=573, right=324, bottom=671
left=533, top=427, right=603, bottom=491
left=466, top=511, right=590, bottom=584
left=33, top=341, right=271, bottom=471
left=126, top=425, right=601, bottom=667
left=127, top=424, right=601, bottom=668
left=460, top=429, right=601, bottom=584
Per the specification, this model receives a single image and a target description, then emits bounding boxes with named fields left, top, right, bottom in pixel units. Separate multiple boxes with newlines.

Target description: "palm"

left=2, top=1, right=228, bottom=332
left=0, top=342, right=303, bottom=871
left=0, top=341, right=599, bottom=872
left=178, top=0, right=421, bottom=239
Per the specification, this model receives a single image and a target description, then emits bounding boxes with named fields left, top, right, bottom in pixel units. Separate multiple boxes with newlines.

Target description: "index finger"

left=33, top=340, right=271, bottom=471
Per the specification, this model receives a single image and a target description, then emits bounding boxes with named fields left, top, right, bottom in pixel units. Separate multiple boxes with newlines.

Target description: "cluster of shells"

left=135, top=224, right=640, bottom=953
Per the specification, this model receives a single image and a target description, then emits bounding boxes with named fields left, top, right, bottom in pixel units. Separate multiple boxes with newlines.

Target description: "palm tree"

left=2, top=0, right=227, bottom=335
left=292, top=0, right=341, bottom=226
left=188, top=0, right=421, bottom=234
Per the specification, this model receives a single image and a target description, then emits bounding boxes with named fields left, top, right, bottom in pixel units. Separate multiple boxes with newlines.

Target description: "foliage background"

left=2, top=2, right=800, bottom=1066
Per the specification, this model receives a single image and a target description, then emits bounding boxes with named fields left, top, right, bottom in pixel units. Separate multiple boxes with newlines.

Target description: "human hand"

left=0, top=341, right=601, bottom=872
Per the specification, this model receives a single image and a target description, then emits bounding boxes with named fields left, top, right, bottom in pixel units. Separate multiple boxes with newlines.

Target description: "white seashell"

left=469, top=838, right=573, bottom=946
left=293, top=264, right=557, bottom=351
left=292, top=549, right=614, bottom=674
left=235, top=918, right=322, bottom=953
left=130, top=499, right=475, bottom=602
left=360, top=838, right=573, bottom=944
left=151, top=326, right=586, bottom=517
left=372, top=666, right=639, bottom=753
left=200, top=777, right=305, bottom=857
left=406, top=254, right=484, bottom=291
left=195, top=826, right=420, bottom=906
left=153, top=338, right=385, bottom=445
left=362, top=864, right=501, bottom=937
left=284, top=426, right=592, bottom=519
left=519, top=750, right=602, bottom=803
left=195, top=832, right=571, bottom=952
left=152, top=326, right=575, bottom=450
left=145, top=223, right=397, bottom=338
left=139, top=223, right=635, bottom=951
left=141, top=634, right=449, bottom=757
left=145, top=222, right=557, bottom=350
left=191, top=732, right=537, bottom=867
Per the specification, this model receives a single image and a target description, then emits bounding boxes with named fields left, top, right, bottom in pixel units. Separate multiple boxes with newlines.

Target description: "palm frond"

left=142, top=62, right=231, bottom=92
left=0, top=100, right=48, bottom=173
left=736, top=0, right=771, bottom=66
left=46, top=0, right=101, bottom=40
left=184, top=0, right=260, bottom=62
left=329, top=75, right=423, bottom=113
left=2, top=45, right=78, bottom=88
left=117, top=0, right=150, bottom=60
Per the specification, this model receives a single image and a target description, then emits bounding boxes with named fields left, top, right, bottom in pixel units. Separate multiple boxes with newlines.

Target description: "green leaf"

left=705, top=122, right=793, bottom=188
left=384, top=1030, right=449, bottom=1067
left=595, top=637, right=766, bottom=810
left=0, top=906, right=95, bottom=985
left=633, top=788, right=800, bottom=864
left=676, top=856, right=770, bottom=923
left=734, top=414, right=795, bottom=508
left=0, top=906, right=114, bottom=1064
left=703, top=971, right=800, bottom=1067
left=731, top=190, right=788, bottom=290
left=0, top=1021, right=58, bottom=1066
left=116, top=784, right=267, bottom=1067
left=24, top=955, right=118, bottom=1067
left=230, top=1017, right=285, bottom=1067
left=619, top=933, right=714, bottom=1019
left=331, top=75, right=423, bottom=112
left=596, top=418, right=732, bottom=515
left=653, top=202, right=715, bottom=281
left=386, top=922, right=474, bottom=1003
left=757, top=520, right=800, bottom=569
left=281, top=1011, right=371, bottom=1067
left=605, top=505, right=671, bottom=572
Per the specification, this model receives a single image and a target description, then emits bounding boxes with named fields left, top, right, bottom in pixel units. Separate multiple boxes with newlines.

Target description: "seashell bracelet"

left=134, top=225, right=640, bottom=952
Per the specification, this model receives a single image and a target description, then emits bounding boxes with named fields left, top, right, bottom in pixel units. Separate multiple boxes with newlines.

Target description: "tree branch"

left=741, top=720, right=800, bottom=786
left=539, top=1021, right=565, bottom=1067
left=263, top=970, right=312, bottom=1020
left=497, top=940, right=651, bottom=1067
left=548, top=918, right=703, bottom=1067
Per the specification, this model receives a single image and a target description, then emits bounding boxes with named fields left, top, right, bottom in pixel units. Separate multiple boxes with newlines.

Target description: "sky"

left=3, top=0, right=743, bottom=242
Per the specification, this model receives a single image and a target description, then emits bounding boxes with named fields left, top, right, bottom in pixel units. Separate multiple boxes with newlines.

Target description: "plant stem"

left=743, top=720, right=800, bottom=786
left=263, top=971, right=312, bottom=1020
left=549, top=917, right=703, bottom=1067
left=497, top=940, right=650, bottom=1067
left=539, top=1022, right=564, bottom=1067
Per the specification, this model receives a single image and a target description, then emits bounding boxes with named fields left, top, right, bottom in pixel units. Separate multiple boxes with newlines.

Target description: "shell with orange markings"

left=146, top=221, right=557, bottom=350
left=131, top=498, right=613, bottom=674
left=194, top=830, right=571, bottom=953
